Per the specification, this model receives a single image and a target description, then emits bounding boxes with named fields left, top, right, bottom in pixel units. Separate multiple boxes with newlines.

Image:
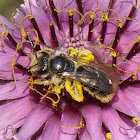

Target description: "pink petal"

left=0, top=95, right=35, bottom=130
left=15, top=55, right=31, bottom=68
left=132, top=53, right=140, bottom=66
left=0, top=71, right=27, bottom=80
left=79, top=127, right=91, bottom=140
left=0, top=116, right=24, bottom=140
left=21, top=3, right=57, bottom=45
left=24, top=0, right=37, bottom=6
left=42, top=0, right=81, bottom=37
left=59, top=110, right=81, bottom=140
left=101, top=107, right=129, bottom=140
left=117, top=60, right=138, bottom=80
left=118, top=31, right=139, bottom=54
left=0, top=76, right=29, bottom=100
left=82, top=104, right=105, bottom=140
left=120, top=117, right=140, bottom=140
left=0, top=15, right=17, bottom=30
left=0, top=47, right=15, bottom=71
left=58, top=133, right=77, bottom=140
left=111, top=90, right=140, bottom=120
left=123, top=86, right=140, bottom=100
left=13, top=8, right=26, bottom=26
left=38, top=114, right=60, bottom=140
left=122, top=86, right=140, bottom=114
left=16, top=104, right=53, bottom=140
left=113, top=0, right=135, bottom=23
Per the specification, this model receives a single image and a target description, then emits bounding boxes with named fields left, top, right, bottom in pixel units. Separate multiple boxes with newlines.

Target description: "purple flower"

left=0, top=0, right=140, bottom=139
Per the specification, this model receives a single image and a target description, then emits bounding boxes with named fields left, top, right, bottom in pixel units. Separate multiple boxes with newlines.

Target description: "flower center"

left=62, top=34, right=87, bottom=49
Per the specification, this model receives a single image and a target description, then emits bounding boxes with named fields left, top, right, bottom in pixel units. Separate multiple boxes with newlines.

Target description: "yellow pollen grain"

left=90, top=12, right=95, bottom=19
left=111, top=51, right=116, bottom=57
left=102, top=13, right=108, bottom=21
left=106, top=132, right=112, bottom=140
left=49, top=22, right=53, bottom=27
left=68, top=10, right=73, bottom=16
left=132, top=117, right=139, bottom=123
left=137, top=35, right=140, bottom=43
left=132, top=73, right=137, bottom=79
left=3, top=31, right=8, bottom=36
left=118, top=20, right=122, bottom=28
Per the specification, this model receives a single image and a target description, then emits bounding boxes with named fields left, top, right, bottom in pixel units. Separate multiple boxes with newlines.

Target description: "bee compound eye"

left=50, top=56, right=75, bottom=73
left=36, top=52, right=49, bottom=75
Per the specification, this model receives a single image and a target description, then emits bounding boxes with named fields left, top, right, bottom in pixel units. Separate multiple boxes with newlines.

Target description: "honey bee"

left=29, top=48, right=119, bottom=103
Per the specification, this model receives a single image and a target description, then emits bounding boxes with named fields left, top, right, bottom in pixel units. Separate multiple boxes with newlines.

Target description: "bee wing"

left=62, top=64, right=113, bottom=94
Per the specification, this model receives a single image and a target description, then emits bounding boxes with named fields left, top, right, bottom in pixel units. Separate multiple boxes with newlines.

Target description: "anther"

left=119, top=76, right=133, bottom=88
left=26, top=36, right=41, bottom=52
left=0, top=100, right=11, bottom=105
left=100, top=21, right=107, bottom=43
left=126, top=42, right=139, bottom=60
left=117, top=110, right=133, bottom=120
left=76, top=135, right=80, bottom=140
left=120, top=4, right=137, bottom=35
left=134, top=47, right=140, bottom=56
left=49, top=0, right=61, bottom=30
left=0, top=79, right=14, bottom=83
left=76, top=0, right=84, bottom=26
left=100, top=0, right=115, bottom=43
left=117, top=110, right=140, bottom=130
left=76, top=0, right=83, bottom=15
left=49, top=22, right=59, bottom=48
left=102, top=123, right=112, bottom=140
left=112, top=1, right=137, bottom=50
left=14, top=62, right=28, bottom=72
left=6, top=32, right=27, bottom=56
left=68, top=10, right=74, bottom=37
left=30, top=17, right=45, bottom=44
left=7, top=33, right=17, bottom=47
left=112, top=26, right=121, bottom=50
left=108, top=0, right=115, bottom=13
left=88, top=18, right=94, bottom=41
left=112, top=56, right=117, bottom=66
left=127, top=80, right=140, bottom=85
left=34, top=44, right=41, bottom=52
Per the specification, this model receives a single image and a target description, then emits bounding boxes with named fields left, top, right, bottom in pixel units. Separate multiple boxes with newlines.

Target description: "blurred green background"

left=0, top=0, right=24, bottom=20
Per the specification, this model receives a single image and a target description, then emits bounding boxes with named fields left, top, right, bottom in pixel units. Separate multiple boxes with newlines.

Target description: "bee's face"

left=29, top=51, right=50, bottom=76
left=29, top=48, right=119, bottom=104
left=29, top=50, right=75, bottom=77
